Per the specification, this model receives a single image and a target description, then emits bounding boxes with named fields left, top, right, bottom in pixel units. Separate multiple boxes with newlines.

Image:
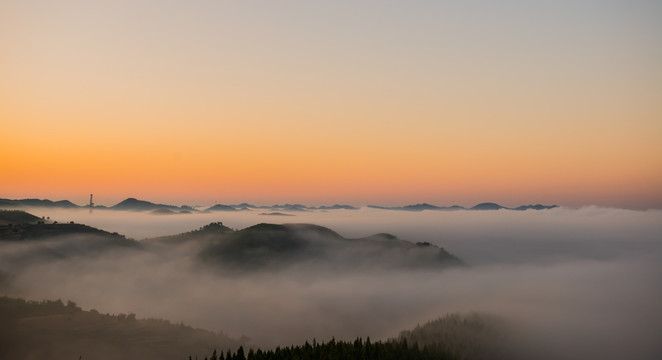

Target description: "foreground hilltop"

left=0, top=296, right=245, bottom=360
left=1, top=295, right=519, bottom=360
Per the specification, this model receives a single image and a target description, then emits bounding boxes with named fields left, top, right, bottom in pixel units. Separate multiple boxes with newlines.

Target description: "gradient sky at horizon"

left=1, top=0, right=661, bottom=209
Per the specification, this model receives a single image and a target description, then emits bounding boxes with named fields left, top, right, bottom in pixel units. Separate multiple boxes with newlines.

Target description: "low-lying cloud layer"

left=1, top=207, right=661, bottom=359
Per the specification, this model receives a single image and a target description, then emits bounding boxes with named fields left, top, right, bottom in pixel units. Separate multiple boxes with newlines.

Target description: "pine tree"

left=236, top=346, right=246, bottom=360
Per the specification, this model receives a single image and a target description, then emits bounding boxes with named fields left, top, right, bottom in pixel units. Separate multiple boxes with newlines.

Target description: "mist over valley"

left=1, top=203, right=660, bottom=359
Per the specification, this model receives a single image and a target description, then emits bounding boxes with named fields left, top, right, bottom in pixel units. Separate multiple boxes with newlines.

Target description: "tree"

left=236, top=346, right=246, bottom=360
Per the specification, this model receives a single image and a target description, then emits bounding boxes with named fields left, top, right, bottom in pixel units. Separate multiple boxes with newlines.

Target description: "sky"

left=1, top=0, right=661, bottom=209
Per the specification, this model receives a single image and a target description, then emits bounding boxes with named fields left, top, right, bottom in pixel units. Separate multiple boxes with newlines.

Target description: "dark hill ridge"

left=369, top=202, right=557, bottom=211
left=368, top=203, right=452, bottom=211
left=0, top=210, right=42, bottom=225
left=0, top=222, right=132, bottom=242
left=134, top=221, right=464, bottom=273
left=195, top=223, right=463, bottom=272
left=0, top=220, right=140, bottom=275
left=269, top=204, right=310, bottom=212
left=315, top=204, right=358, bottom=210
left=0, top=199, right=21, bottom=209
left=259, top=212, right=296, bottom=216
left=111, top=198, right=184, bottom=211
left=200, top=223, right=342, bottom=268
left=0, top=198, right=79, bottom=209
left=206, top=204, right=239, bottom=212
left=1, top=211, right=462, bottom=290
left=470, top=202, right=505, bottom=211
left=368, top=204, right=466, bottom=211
left=402, top=203, right=446, bottom=211
left=513, top=204, right=558, bottom=211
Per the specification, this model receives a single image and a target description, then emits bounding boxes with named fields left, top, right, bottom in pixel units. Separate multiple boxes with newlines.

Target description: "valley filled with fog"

left=2, top=206, right=661, bottom=359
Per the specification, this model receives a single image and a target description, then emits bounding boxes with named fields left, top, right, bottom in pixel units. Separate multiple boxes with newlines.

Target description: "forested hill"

left=399, top=313, right=521, bottom=360
left=0, top=210, right=42, bottom=225
left=149, top=222, right=464, bottom=272
left=0, top=221, right=133, bottom=242
left=195, top=313, right=521, bottom=360
left=197, top=338, right=456, bottom=360
left=0, top=296, right=520, bottom=360
left=0, top=220, right=140, bottom=273
left=0, top=296, right=245, bottom=360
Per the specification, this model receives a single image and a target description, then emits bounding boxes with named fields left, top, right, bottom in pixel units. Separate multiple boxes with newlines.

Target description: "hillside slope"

left=183, top=223, right=463, bottom=272
left=0, top=210, right=42, bottom=225
left=0, top=296, right=245, bottom=360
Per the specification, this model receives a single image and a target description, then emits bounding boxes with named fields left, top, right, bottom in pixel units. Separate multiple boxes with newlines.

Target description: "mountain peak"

left=111, top=198, right=181, bottom=211
left=470, top=202, right=504, bottom=211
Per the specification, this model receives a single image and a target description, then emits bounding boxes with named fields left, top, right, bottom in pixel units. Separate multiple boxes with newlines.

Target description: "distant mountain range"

left=368, top=202, right=558, bottom=211
left=0, top=197, right=558, bottom=212
left=110, top=198, right=187, bottom=212
left=0, top=198, right=79, bottom=209
left=368, top=203, right=464, bottom=211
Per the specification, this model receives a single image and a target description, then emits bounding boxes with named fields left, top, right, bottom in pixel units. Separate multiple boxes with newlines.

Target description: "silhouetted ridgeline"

left=1, top=196, right=558, bottom=212
left=259, top=212, right=296, bottom=216
left=197, top=338, right=453, bottom=360
left=368, top=203, right=558, bottom=212
left=0, top=198, right=79, bottom=209
left=0, top=210, right=42, bottom=225
left=110, top=197, right=193, bottom=212
left=0, top=296, right=244, bottom=360
left=0, top=221, right=133, bottom=242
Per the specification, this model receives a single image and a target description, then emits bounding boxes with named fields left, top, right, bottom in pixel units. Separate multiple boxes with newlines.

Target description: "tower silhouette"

left=89, top=194, right=94, bottom=213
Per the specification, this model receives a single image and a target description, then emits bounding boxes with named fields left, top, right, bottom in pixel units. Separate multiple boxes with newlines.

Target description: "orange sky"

left=1, top=1, right=661, bottom=209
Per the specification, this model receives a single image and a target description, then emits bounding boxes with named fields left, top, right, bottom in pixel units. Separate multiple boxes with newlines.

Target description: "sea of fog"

left=3, top=206, right=662, bottom=359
